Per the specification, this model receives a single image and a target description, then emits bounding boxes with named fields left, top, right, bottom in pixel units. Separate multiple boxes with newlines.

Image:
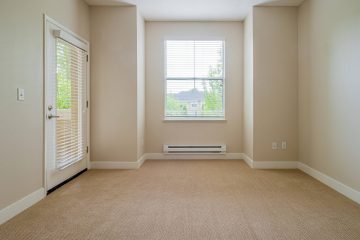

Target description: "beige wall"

left=0, top=0, right=89, bottom=209
left=252, top=7, right=298, bottom=162
left=145, top=22, right=243, bottom=153
left=90, top=6, right=145, bottom=162
left=298, top=0, right=360, bottom=191
left=137, top=10, right=146, bottom=159
left=90, top=6, right=137, bottom=162
left=243, top=10, right=254, bottom=159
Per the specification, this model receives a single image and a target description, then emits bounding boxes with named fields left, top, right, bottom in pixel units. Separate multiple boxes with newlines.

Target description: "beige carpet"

left=1, top=160, right=360, bottom=240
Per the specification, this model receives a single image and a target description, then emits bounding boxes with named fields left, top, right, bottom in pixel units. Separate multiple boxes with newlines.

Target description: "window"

left=55, top=37, right=87, bottom=170
left=165, top=40, right=225, bottom=119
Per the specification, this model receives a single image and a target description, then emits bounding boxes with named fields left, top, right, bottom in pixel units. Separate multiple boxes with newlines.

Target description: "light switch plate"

left=17, top=88, right=25, bottom=101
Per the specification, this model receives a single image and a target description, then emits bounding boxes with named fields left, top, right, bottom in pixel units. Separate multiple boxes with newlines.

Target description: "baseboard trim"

left=137, top=154, right=147, bottom=168
left=90, top=161, right=138, bottom=169
left=90, top=154, right=147, bottom=169
left=253, top=160, right=298, bottom=169
left=145, top=152, right=243, bottom=160
left=297, top=162, right=360, bottom=204
left=90, top=153, right=359, bottom=204
left=242, top=154, right=254, bottom=168
left=90, top=153, right=243, bottom=169
left=241, top=155, right=360, bottom=204
left=241, top=154, right=297, bottom=169
left=4, top=157, right=356, bottom=230
left=0, top=188, right=45, bottom=225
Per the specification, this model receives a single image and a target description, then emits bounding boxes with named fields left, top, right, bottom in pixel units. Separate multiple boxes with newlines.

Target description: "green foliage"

left=208, top=64, right=223, bottom=78
left=203, top=80, right=223, bottom=112
left=56, top=42, right=71, bottom=110
left=203, top=63, right=223, bottom=113
left=56, top=77, right=71, bottom=109
left=166, top=94, right=187, bottom=115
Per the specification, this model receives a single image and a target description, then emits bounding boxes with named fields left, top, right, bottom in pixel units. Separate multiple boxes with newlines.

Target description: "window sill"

left=163, top=117, right=227, bottom=122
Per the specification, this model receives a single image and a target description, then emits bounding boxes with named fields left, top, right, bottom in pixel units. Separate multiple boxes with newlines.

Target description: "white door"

left=45, top=17, right=89, bottom=191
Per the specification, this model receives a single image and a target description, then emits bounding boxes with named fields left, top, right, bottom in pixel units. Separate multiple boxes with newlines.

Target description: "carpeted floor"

left=0, top=160, right=360, bottom=240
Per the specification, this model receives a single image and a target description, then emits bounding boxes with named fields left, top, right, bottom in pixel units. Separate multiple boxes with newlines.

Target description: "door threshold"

left=47, top=168, right=87, bottom=195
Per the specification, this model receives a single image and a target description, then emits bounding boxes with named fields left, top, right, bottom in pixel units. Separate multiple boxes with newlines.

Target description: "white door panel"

left=45, top=18, right=88, bottom=191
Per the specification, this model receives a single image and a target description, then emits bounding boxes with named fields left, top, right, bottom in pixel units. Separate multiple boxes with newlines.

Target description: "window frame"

left=163, top=39, right=226, bottom=121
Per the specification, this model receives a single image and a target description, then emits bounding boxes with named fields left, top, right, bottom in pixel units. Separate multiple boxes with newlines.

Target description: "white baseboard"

left=0, top=188, right=45, bottom=225
left=137, top=154, right=147, bottom=168
left=145, top=152, right=243, bottom=160
left=90, top=153, right=243, bottom=169
left=90, top=161, right=139, bottom=169
left=252, top=160, right=298, bottom=169
left=1, top=157, right=358, bottom=229
left=297, top=162, right=360, bottom=204
left=242, top=154, right=254, bottom=168
left=90, top=154, right=147, bottom=169
left=90, top=153, right=359, bottom=204
left=91, top=153, right=295, bottom=168
left=241, top=154, right=297, bottom=169
left=240, top=155, right=360, bottom=204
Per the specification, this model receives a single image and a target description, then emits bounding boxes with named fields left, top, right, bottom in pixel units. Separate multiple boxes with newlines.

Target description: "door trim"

left=43, top=15, right=90, bottom=191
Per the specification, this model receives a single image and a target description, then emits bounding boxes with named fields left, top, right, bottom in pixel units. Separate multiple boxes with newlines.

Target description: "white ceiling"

left=84, top=0, right=305, bottom=21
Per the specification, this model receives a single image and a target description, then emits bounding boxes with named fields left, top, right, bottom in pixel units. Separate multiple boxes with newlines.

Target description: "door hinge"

left=86, top=146, right=89, bottom=153
left=86, top=100, right=89, bottom=108
left=86, top=55, right=89, bottom=62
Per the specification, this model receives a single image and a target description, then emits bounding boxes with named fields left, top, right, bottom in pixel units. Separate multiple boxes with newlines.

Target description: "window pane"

left=166, top=41, right=194, bottom=78
left=166, top=79, right=224, bottom=117
left=195, top=41, right=224, bottom=78
left=165, top=40, right=225, bottom=118
left=56, top=41, right=72, bottom=110
left=56, top=38, right=86, bottom=170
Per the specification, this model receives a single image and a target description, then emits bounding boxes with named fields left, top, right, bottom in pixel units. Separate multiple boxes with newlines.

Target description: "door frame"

left=43, top=15, right=90, bottom=191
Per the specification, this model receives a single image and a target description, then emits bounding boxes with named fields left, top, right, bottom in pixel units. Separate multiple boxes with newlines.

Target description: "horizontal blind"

left=166, top=40, right=224, bottom=118
left=56, top=38, right=86, bottom=170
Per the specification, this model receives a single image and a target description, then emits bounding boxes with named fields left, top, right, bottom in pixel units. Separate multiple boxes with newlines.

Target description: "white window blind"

left=55, top=38, right=87, bottom=170
left=165, top=40, right=225, bottom=118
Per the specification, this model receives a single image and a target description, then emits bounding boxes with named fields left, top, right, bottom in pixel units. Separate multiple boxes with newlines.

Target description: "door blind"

left=55, top=38, right=86, bottom=170
left=165, top=40, right=225, bottom=118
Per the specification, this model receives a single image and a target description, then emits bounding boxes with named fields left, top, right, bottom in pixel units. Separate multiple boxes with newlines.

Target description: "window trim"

left=163, top=39, right=226, bottom=121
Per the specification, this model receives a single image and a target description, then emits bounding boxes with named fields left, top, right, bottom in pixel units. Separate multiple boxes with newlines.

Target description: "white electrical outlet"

left=272, top=142, right=278, bottom=150
left=17, top=88, right=25, bottom=101
left=282, top=141, right=287, bottom=150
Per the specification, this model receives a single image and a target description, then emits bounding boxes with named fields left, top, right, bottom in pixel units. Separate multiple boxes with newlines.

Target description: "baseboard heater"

left=163, top=144, right=226, bottom=154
